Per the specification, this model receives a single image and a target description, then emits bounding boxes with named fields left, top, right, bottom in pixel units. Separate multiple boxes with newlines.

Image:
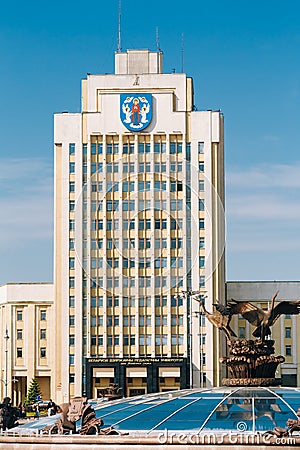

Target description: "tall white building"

left=53, top=49, right=225, bottom=401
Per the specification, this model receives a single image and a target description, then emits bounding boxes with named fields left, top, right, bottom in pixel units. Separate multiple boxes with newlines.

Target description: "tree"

left=24, top=378, right=42, bottom=406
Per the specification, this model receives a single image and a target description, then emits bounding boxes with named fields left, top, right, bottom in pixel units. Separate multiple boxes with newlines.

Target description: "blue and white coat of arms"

left=120, top=94, right=152, bottom=131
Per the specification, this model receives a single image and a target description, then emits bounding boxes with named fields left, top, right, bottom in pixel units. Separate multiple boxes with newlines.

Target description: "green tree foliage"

left=24, top=378, right=42, bottom=406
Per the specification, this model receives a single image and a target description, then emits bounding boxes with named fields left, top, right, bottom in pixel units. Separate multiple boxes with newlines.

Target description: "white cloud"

left=227, top=193, right=300, bottom=220
left=226, top=162, right=300, bottom=189
left=226, top=161, right=300, bottom=277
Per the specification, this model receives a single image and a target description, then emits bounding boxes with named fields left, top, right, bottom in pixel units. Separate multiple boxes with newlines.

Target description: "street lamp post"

left=4, top=328, right=9, bottom=398
left=198, top=308, right=204, bottom=388
left=1, top=329, right=17, bottom=401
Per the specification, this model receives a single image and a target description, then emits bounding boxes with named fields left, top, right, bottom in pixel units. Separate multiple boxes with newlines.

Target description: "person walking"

left=47, top=399, right=55, bottom=417
left=34, top=404, right=40, bottom=420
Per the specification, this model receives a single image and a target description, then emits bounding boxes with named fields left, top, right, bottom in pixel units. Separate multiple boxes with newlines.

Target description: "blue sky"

left=1, top=0, right=300, bottom=284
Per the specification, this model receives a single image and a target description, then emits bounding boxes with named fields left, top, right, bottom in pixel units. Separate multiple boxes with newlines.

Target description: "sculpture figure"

left=196, top=292, right=300, bottom=387
left=264, top=407, right=300, bottom=439
left=227, top=291, right=300, bottom=341
left=0, top=397, right=18, bottom=430
left=197, top=299, right=237, bottom=341
left=43, top=397, right=103, bottom=435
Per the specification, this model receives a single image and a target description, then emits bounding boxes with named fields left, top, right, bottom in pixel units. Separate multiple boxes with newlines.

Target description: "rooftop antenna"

left=181, top=32, right=184, bottom=73
left=156, top=26, right=161, bottom=52
left=117, top=0, right=122, bottom=53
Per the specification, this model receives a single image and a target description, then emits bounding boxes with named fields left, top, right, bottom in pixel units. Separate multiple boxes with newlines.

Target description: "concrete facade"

left=53, top=49, right=225, bottom=401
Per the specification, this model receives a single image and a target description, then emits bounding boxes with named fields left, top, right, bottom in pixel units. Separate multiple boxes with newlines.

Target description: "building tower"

left=53, top=49, right=225, bottom=401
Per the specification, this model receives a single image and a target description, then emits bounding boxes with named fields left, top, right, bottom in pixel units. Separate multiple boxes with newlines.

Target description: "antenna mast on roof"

left=117, top=0, right=122, bottom=53
left=181, top=33, right=184, bottom=73
left=156, top=26, right=161, bottom=52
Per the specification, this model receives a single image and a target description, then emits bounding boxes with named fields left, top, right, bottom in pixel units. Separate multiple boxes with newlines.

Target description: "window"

left=69, top=257, right=75, bottom=269
left=198, top=142, right=204, bottom=153
left=69, top=143, right=75, bottom=154
left=40, top=348, right=46, bottom=358
left=199, top=199, right=205, bottom=211
left=200, top=334, right=206, bottom=345
left=286, top=345, right=292, bottom=356
left=69, top=354, right=75, bottom=365
left=107, top=316, right=113, bottom=326
left=114, top=316, right=119, bottom=326
left=285, top=327, right=292, bottom=338
left=69, top=374, right=75, bottom=384
left=17, top=348, right=23, bottom=358
left=69, top=335, right=75, bottom=346
left=17, top=329, right=23, bottom=340
left=17, top=310, right=23, bottom=321
left=199, top=162, right=204, bottom=172
left=130, top=315, right=135, bottom=326
left=69, top=296, right=75, bottom=307
left=199, top=256, right=205, bottom=268
left=69, top=162, right=75, bottom=173
left=123, top=143, right=134, bottom=154
left=69, top=181, right=75, bottom=192
left=139, top=316, right=145, bottom=326
left=155, top=335, right=161, bottom=345
left=40, top=329, right=46, bottom=340
left=40, top=310, right=46, bottom=321
left=199, top=180, right=204, bottom=191
left=239, top=327, right=245, bottom=338
left=199, top=237, right=205, bottom=248
left=69, top=315, right=75, bottom=326
left=199, top=219, right=205, bottom=229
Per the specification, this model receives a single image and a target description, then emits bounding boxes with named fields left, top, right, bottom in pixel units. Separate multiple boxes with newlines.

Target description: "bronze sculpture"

left=197, top=299, right=237, bottom=342
left=0, top=397, right=18, bottom=430
left=43, top=397, right=103, bottom=435
left=227, top=291, right=300, bottom=341
left=198, top=292, right=300, bottom=387
left=264, top=407, right=300, bottom=439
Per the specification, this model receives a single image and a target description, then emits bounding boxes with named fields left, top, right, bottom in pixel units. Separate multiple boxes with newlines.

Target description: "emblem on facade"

left=120, top=94, right=152, bottom=131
